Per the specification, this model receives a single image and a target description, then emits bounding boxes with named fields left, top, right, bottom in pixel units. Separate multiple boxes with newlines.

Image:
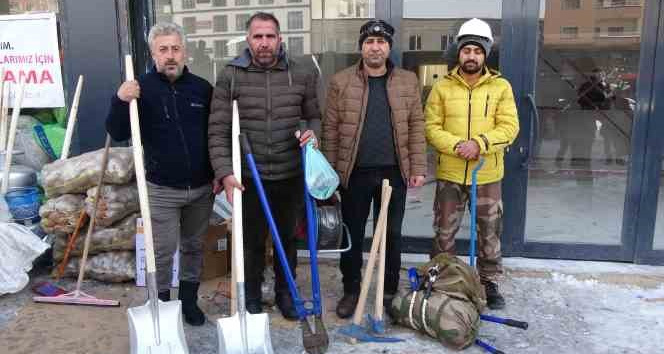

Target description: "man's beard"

left=161, top=61, right=184, bottom=80
left=253, top=49, right=277, bottom=67
left=460, top=60, right=482, bottom=75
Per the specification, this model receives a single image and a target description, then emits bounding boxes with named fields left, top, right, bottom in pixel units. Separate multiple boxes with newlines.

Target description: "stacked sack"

left=390, top=254, right=487, bottom=350
left=39, top=147, right=139, bottom=282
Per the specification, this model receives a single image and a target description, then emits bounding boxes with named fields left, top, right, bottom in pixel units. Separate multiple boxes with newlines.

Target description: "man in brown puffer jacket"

left=208, top=12, right=320, bottom=320
left=321, top=19, right=427, bottom=319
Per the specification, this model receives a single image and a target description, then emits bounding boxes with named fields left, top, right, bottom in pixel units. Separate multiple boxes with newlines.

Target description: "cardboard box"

left=135, top=218, right=179, bottom=287
left=200, top=222, right=231, bottom=281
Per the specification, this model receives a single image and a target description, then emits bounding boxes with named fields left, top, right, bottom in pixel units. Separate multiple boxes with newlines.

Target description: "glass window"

left=526, top=0, right=644, bottom=245
left=236, top=13, right=250, bottom=31
left=213, top=15, right=228, bottom=32
left=288, top=11, right=304, bottom=30
left=408, top=34, right=421, bottom=51
left=259, top=0, right=274, bottom=4
left=183, top=16, right=196, bottom=34
left=213, top=0, right=227, bottom=6
left=214, top=40, right=229, bottom=58
left=562, top=0, right=581, bottom=10
left=288, top=36, right=304, bottom=56
left=561, top=26, right=579, bottom=39
left=183, top=0, right=196, bottom=9
left=235, top=0, right=250, bottom=6
left=440, top=34, right=451, bottom=51
left=287, top=0, right=303, bottom=3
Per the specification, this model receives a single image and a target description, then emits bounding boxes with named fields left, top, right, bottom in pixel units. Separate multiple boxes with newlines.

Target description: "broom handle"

left=74, top=134, right=111, bottom=292
left=2, top=82, right=24, bottom=194
left=61, top=75, right=83, bottom=160
left=352, top=181, right=392, bottom=326
left=124, top=55, right=156, bottom=274
left=375, top=180, right=389, bottom=321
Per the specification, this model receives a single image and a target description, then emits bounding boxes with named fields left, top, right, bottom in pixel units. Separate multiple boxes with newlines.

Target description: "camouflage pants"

left=431, top=180, right=503, bottom=282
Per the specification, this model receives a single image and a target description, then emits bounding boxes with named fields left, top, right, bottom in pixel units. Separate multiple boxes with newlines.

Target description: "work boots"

left=336, top=293, right=359, bottom=319
left=484, top=281, right=506, bottom=310
left=178, top=281, right=206, bottom=326
left=275, top=292, right=298, bottom=320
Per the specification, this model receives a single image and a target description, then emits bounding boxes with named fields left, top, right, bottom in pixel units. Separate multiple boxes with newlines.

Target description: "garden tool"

left=339, top=180, right=402, bottom=343
left=366, top=181, right=390, bottom=335
left=60, top=75, right=83, bottom=160
left=1, top=82, right=24, bottom=193
left=216, top=100, right=273, bottom=354
left=123, top=55, right=188, bottom=354
left=33, top=135, right=120, bottom=307
left=240, top=131, right=328, bottom=354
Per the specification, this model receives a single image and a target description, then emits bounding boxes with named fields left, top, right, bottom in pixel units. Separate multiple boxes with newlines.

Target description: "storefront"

left=3, top=0, right=663, bottom=264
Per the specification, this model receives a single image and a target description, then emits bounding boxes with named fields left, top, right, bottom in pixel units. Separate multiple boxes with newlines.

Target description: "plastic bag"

left=85, top=184, right=139, bottom=227
left=41, top=147, right=134, bottom=198
left=304, top=142, right=339, bottom=200
left=0, top=222, right=50, bottom=295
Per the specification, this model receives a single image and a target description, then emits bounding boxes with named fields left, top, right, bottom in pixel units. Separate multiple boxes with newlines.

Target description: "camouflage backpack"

left=391, top=254, right=486, bottom=350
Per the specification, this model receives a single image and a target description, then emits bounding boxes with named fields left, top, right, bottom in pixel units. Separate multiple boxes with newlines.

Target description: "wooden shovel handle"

left=55, top=209, right=89, bottom=279
left=61, top=75, right=84, bottom=160
left=2, top=82, right=25, bottom=194
left=124, top=55, right=157, bottom=273
left=351, top=179, right=392, bottom=326
left=375, top=180, right=390, bottom=320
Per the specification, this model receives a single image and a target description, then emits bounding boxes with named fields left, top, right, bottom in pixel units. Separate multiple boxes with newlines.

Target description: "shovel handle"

left=61, top=75, right=83, bottom=160
left=2, top=82, right=24, bottom=194
left=124, top=55, right=156, bottom=274
left=375, top=180, right=389, bottom=320
left=352, top=181, right=391, bottom=326
left=480, top=314, right=529, bottom=330
left=231, top=101, right=245, bottom=284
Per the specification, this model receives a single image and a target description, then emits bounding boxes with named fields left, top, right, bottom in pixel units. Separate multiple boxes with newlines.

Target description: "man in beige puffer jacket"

left=322, top=19, right=426, bottom=319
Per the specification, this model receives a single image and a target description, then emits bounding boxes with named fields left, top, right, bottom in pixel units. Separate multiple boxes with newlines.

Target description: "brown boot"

left=336, top=293, right=359, bottom=319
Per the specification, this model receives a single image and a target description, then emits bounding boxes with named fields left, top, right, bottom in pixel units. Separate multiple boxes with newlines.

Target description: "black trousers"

left=242, top=176, right=302, bottom=301
left=339, top=166, right=407, bottom=295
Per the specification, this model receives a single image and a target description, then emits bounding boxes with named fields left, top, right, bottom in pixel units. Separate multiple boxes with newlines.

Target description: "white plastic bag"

left=304, top=142, right=339, bottom=200
left=0, top=222, right=50, bottom=295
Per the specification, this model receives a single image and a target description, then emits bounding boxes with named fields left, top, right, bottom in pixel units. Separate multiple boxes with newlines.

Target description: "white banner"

left=0, top=13, right=65, bottom=108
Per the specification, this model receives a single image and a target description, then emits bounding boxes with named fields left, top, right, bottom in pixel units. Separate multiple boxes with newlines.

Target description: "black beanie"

left=358, top=19, right=394, bottom=50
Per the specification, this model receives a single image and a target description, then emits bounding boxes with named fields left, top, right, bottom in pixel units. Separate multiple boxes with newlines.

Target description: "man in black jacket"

left=106, top=22, right=213, bottom=326
left=208, top=12, right=319, bottom=320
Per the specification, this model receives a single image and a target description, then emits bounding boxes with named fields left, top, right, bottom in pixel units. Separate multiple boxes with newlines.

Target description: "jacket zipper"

left=484, top=94, right=489, bottom=117
left=463, top=88, right=472, bottom=185
left=266, top=70, right=272, bottom=175
left=171, top=86, right=192, bottom=187
left=347, top=77, right=369, bottom=186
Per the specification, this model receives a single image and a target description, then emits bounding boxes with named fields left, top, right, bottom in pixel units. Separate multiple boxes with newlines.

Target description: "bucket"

left=4, top=187, right=41, bottom=221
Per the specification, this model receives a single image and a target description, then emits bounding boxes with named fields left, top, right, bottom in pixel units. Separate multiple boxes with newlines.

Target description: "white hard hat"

left=456, top=18, right=494, bottom=44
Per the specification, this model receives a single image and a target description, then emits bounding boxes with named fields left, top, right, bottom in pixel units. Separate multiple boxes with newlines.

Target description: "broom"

left=33, top=135, right=120, bottom=306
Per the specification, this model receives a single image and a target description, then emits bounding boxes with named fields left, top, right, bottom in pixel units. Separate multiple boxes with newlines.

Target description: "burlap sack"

left=85, top=184, right=139, bottom=227
left=52, top=213, right=138, bottom=261
left=41, top=147, right=134, bottom=198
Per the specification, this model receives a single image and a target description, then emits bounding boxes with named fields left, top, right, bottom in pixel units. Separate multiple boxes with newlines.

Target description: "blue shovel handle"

left=480, top=314, right=529, bottom=330
left=475, top=338, right=505, bottom=354
left=240, top=133, right=307, bottom=319
left=469, top=157, right=485, bottom=268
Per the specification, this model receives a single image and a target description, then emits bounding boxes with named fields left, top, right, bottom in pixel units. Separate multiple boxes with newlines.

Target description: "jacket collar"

left=448, top=65, right=500, bottom=88
left=228, top=44, right=288, bottom=71
left=354, top=58, right=394, bottom=81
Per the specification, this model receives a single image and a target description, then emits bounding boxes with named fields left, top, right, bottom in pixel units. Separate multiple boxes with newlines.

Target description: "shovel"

left=216, top=100, right=274, bottom=354
left=123, top=55, right=188, bottom=354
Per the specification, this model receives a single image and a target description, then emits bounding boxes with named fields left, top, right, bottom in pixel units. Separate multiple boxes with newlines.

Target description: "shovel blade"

left=128, top=299, right=188, bottom=354
left=217, top=312, right=273, bottom=354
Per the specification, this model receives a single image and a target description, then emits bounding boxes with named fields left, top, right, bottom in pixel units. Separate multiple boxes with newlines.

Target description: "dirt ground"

left=1, top=257, right=663, bottom=354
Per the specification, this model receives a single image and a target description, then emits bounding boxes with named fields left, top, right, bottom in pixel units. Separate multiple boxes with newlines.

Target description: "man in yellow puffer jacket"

left=424, top=18, right=519, bottom=310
